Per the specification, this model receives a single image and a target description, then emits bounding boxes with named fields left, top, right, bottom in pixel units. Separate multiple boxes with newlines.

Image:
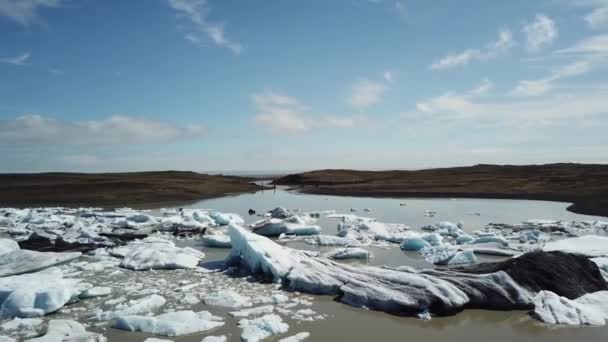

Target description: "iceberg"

left=0, top=250, right=81, bottom=277
left=532, top=290, right=608, bottom=325
left=238, top=314, right=289, bottom=342
left=118, top=237, right=205, bottom=270
left=227, top=224, right=533, bottom=317
left=25, top=320, right=106, bottom=342
left=114, top=310, right=224, bottom=337
left=0, top=240, right=19, bottom=256
left=252, top=218, right=321, bottom=237
left=0, top=268, right=83, bottom=318
left=202, top=234, right=232, bottom=248
left=203, top=290, right=252, bottom=308
left=400, top=237, right=431, bottom=252
left=279, top=332, right=310, bottom=342
left=94, top=294, right=166, bottom=321
left=544, top=235, right=608, bottom=257
left=321, top=248, right=371, bottom=260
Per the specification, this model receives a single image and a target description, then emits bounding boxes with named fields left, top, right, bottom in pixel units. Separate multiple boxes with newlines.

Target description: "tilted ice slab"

left=227, top=224, right=533, bottom=317
left=532, top=290, right=608, bottom=325
left=0, top=249, right=81, bottom=277
left=114, top=310, right=224, bottom=337
left=544, top=235, right=608, bottom=257
left=25, top=319, right=106, bottom=342
left=118, top=236, right=205, bottom=270
left=0, top=268, right=84, bottom=318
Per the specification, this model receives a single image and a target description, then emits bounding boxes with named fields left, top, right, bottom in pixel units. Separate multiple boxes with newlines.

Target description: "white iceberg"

left=532, top=290, right=608, bottom=325
left=25, top=320, right=106, bottom=342
left=0, top=250, right=81, bottom=277
left=279, top=332, right=310, bottom=342
left=252, top=217, right=321, bottom=237
left=238, top=314, right=289, bottom=342
left=94, top=294, right=166, bottom=321
left=204, top=290, right=252, bottom=308
left=119, top=237, right=205, bottom=270
left=544, top=236, right=608, bottom=257
left=0, top=268, right=83, bottom=318
left=321, top=248, right=371, bottom=260
left=202, top=234, right=232, bottom=248
left=0, top=239, right=19, bottom=256
left=227, top=224, right=532, bottom=317
left=114, top=310, right=224, bottom=337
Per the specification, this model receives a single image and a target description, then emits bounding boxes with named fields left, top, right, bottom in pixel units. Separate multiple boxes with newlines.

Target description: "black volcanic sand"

left=0, top=171, right=266, bottom=209
left=273, top=163, right=608, bottom=217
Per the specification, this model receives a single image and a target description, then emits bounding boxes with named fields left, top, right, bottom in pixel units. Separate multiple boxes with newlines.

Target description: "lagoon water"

left=9, top=186, right=608, bottom=341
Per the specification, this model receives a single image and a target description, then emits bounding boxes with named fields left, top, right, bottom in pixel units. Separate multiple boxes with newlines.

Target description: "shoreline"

left=0, top=171, right=269, bottom=209
left=273, top=164, right=608, bottom=218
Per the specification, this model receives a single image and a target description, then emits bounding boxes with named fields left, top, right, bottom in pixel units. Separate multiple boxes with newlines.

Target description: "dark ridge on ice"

left=451, top=250, right=608, bottom=299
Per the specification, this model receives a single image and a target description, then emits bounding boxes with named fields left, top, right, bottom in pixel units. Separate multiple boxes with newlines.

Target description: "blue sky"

left=1, top=0, right=607, bottom=172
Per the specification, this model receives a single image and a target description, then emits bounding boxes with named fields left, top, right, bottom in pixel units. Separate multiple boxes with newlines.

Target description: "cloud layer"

left=0, top=115, right=206, bottom=145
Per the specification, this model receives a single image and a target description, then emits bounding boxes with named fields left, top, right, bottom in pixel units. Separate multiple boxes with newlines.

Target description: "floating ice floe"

left=79, top=286, right=111, bottom=299
left=202, top=233, right=232, bottom=248
left=25, top=319, right=106, bottom=342
left=204, top=290, right=253, bottom=308
left=230, top=305, right=275, bottom=318
left=239, top=314, right=289, bottom=342
left=117, top=236, right=205, bottom=270
left=94, top=294, right=166, bottom=321
left=419, top=246, right=477, bottom=265
left=201, top=336, right=227, bottom=342
left=0, top=268, right=84, bottom=318
left=227, top=224, right=533, bottom=317
left=211, top=212, right=244, bottom=226
left=321, top=248, right=371, bottom=260
left=532, top=290, right=608, bottom=325
left=251, top=216, right=321, bottom=237
left=0, top=249, right=81, bottom=277
left=279, top=332, right=311, bottom=342
left=544, top=235, right=608, bottom=257
left=114, top=310, right=224, bottom=337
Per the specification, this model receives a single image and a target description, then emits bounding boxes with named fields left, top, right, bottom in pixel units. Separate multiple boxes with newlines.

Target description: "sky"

left=0, top=0, right=607, bottom=173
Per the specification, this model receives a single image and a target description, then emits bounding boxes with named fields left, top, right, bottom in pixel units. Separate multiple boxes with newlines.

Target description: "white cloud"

left=383, top=71, right=394, bottom=82
left=0, top=0, right=61, bottom=26
left=470, top=78, right=494, bottom=95
left=0, top=52, right=30, bottom=66
left=558, top=33, right=608, bottom=56
left=349, top=79, right=387, bottom=110
left=252, top=91, right=366, bottom=132
left=512, top=60, right=593, bottom=96
left=252, top=91, right=311, bottom=133
left=522, top=14, right=558, bottom=52
left=408, top=78, right=608, bottom=126
left=167, top=0, right=242, bottom=54
left=0, top=115, right=206, bottom=145
left=585, top=6, right=608, bottom=28
left=430, top=29, right=514, bottom=70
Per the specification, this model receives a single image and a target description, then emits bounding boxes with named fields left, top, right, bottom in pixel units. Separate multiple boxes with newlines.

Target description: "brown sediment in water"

left=273, top=163, right=608, bottom=217
left=0, top=171, right=267, bottom=209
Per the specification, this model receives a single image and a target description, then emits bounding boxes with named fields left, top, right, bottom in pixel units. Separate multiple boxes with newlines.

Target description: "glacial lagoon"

left=1, top=185, right=607, bottom=341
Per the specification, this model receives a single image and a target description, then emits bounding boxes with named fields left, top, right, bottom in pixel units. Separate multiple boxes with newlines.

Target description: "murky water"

left=8, top=187, right=608, bottom=341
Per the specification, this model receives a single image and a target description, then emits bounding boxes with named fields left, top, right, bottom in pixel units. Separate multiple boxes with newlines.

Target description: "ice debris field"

left=0, top=206, right=608, bottom=341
